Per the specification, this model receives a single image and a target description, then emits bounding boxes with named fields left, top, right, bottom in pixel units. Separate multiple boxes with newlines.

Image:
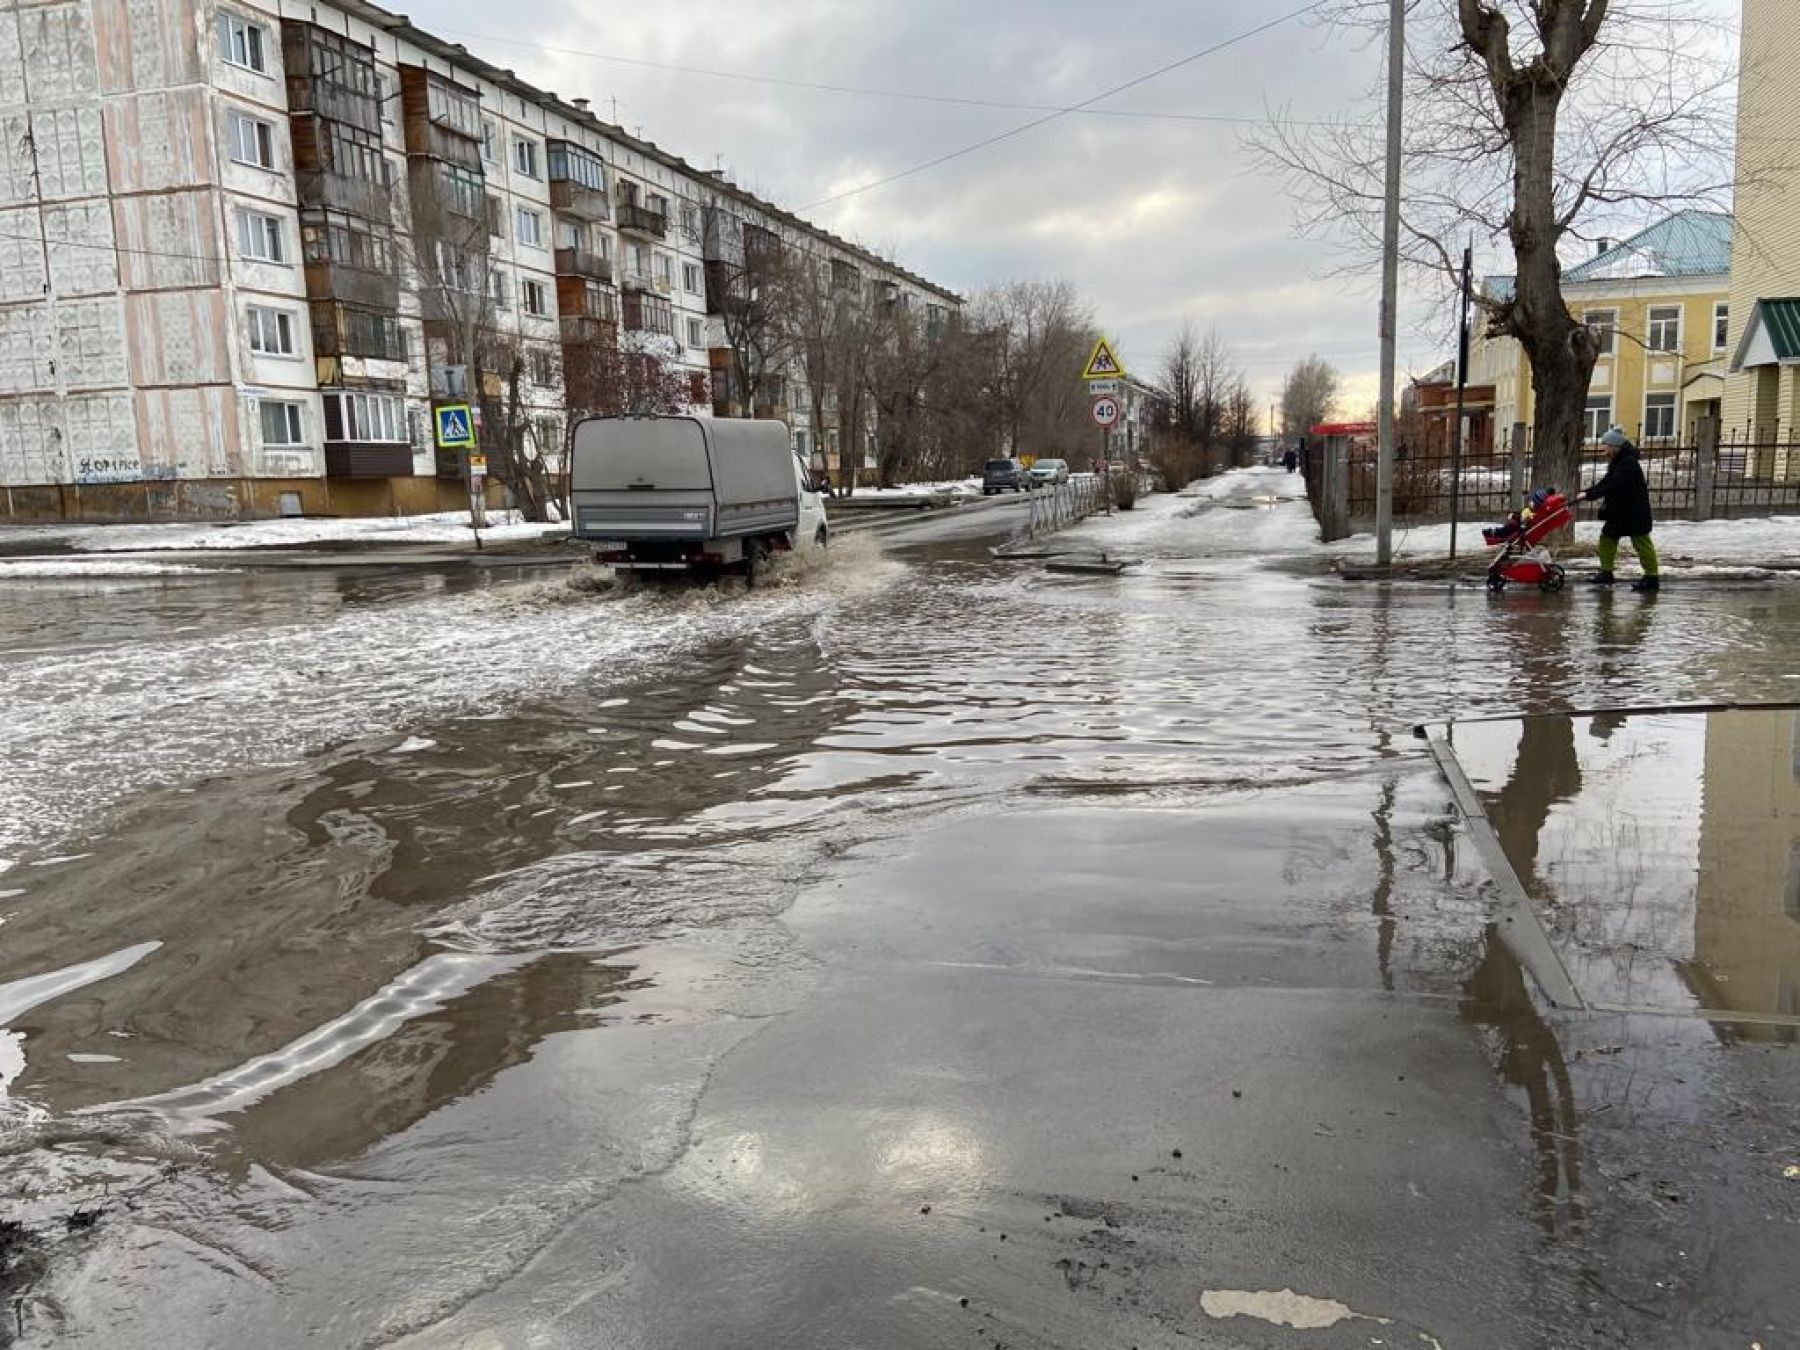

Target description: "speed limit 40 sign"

left=1091, top=395, right=1120, bottom=428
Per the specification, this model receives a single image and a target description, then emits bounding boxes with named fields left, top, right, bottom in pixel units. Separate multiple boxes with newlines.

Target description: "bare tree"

left=403, top=175, right=557, bottom=520
left=1281, top=355, right=1342, bottom=437
left=974, top=280, right=1096, bottom=462
left=1253, top=0, right=1735, bottom=490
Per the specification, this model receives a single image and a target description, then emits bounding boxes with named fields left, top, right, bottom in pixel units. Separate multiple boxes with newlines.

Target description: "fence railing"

left=1333, top=425, right=1800, bottom=528
left=1022, top=475, right=1107, bottom=538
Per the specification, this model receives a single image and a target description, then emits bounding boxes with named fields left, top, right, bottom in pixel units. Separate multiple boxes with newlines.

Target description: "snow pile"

left=2, top=510, right=564, bottom=554
left=851, top=477, right=982, bottom=499
left=0, top=559, right=218, bottom=580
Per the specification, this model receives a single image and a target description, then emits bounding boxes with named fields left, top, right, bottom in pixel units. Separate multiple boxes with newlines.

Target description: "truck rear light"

left=598, top=549, right=630, bottom=563
left=689, top=551, right=724, bottom=565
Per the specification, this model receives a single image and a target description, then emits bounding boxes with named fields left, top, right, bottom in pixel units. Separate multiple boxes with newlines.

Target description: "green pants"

left=1598, top=533, right=1659, bottom=577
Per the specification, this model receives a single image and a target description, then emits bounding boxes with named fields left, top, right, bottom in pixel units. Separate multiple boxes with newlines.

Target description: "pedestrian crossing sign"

left=1081, top=337, right=1126, bottom=381
left=435, top=403, right=476, bottom=448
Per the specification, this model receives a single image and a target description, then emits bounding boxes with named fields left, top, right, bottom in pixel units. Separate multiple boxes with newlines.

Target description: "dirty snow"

left=0, top=510, right=560, bottom=554
left=1199, top=1288, right=1389, bottom=1330
left=0, top=559, right=220, bottom=579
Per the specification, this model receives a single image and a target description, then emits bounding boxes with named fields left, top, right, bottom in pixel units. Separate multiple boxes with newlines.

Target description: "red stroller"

left=1482, top=489, right=1571, bottom=592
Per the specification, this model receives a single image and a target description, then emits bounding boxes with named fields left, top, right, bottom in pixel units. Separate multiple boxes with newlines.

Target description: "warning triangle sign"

left=1081, top=337, right=1127, bottom=381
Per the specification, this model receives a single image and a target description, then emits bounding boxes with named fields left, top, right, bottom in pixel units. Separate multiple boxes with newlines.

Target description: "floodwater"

left=2, top=471, right=1797, bottom=1348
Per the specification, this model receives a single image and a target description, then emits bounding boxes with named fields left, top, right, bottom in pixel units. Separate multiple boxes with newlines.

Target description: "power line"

left=427, top=23, right=1356, bottom=131
left=795, top=1, right=1331, bottom=213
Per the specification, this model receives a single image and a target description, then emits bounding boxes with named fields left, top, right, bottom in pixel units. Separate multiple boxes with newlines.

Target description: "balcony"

left=294, top=167, right=389, bottom=221
left=622, top=291, right=674, bottom=337
left=616, top=202, right=668, bottom=240
left=310, top=301, right=407, bottom=362
left=560, top=314, right=616, bottom=347
left=325, top=443, right=415, bottom=478
left=304, top=260, right=400, bottom=311
left=554, top=247, right=612, bottom=283
left=550, top=179, right=610, bottom=222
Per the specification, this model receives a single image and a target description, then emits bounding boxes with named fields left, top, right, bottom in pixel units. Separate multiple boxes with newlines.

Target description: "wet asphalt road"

left=2, top=473, right=1798, bottom=1348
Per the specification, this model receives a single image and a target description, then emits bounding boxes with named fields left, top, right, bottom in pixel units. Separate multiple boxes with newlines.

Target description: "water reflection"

left=1461, top=927, right=1585, bottom=1235
left=1455, top=707, right=1800, bottom=1037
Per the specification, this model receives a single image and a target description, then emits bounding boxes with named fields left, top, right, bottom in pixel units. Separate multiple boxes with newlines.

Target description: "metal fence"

left=1338, top=426, right=1800, bottom=528
left=1022, top=474, right=1108, bottom=538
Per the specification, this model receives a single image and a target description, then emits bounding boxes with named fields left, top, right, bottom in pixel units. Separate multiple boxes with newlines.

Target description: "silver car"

left=1028, top=457, right=1070, bottom=486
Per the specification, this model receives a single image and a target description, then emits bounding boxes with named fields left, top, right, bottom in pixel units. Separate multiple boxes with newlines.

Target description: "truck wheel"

left=744, top=538, right=765, bottom=589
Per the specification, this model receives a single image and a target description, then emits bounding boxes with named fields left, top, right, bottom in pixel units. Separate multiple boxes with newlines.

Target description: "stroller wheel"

left=1486, top=571, right=1507, bottom=593
left=1540, top=565, right=1566, bottom=593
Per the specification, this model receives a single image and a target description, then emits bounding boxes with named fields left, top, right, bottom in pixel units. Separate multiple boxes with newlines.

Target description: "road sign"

left=468, top=454, right=488, bottom=475
left=435, top=403, right=476, bottom=448
left=1081, top=337, right=1127, bottom=381
left=1085, top=379, right=1121, bottom=396
left=1091, top=396, right=1120, bottom=428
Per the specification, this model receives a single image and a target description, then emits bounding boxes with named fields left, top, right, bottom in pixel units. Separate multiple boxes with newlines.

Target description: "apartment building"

left=1469, top=211, right=1731, bottom=451
left=0, top=0, right=958, bottom=520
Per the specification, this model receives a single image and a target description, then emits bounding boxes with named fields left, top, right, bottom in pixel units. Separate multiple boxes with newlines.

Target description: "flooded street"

left=3, top=470, right=1798, bottom=1348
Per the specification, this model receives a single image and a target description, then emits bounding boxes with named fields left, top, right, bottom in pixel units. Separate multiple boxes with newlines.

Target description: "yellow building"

left=1724, top=0, right=1800, bottom=453
left=1469, top=211, right=1732, bottom=448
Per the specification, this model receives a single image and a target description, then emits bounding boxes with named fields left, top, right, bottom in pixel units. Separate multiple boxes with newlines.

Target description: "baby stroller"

left=1482, top=488, right=1572, bottom=592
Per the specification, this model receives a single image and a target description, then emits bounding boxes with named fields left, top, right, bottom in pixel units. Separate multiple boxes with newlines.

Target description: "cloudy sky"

left=400, top=2, right=1506, bottom=419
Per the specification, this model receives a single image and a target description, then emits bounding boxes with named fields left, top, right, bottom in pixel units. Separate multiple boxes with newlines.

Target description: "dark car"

left=982, top=458, right=1025, bottom=494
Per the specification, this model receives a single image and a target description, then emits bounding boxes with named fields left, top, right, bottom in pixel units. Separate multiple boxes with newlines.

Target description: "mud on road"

left=2, top=475, right=1798, bottom=1347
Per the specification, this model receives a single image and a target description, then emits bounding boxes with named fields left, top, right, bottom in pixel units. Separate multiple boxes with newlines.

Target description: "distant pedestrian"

left=1282, top=447, right=1298, bottom=474
left=1583, top=427, right=1659, bottom=592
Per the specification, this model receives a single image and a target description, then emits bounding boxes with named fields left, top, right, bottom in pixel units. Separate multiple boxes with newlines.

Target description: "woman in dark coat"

left=1582, top=427, right=1660, bottom=592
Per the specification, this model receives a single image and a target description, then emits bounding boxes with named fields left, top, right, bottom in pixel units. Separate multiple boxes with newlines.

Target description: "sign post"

left=1082, top=338, right=1128, bottom=514
left=435, top=403, right=485, bottom=538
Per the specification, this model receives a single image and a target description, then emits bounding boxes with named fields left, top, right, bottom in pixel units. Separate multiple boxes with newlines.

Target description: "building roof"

left=1562, top=210, right=1732, bottom=284
left=1729, top=297, right=1800, bottom=371
left=1478, top=209, right=1732, bottom=304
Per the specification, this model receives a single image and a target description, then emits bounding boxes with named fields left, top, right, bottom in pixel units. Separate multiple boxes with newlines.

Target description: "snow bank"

left=1333, top=514, right=1800, bottom=566
left=0, top=559, right=217, bottom=579
left=3, top=511, right=564, bottom=554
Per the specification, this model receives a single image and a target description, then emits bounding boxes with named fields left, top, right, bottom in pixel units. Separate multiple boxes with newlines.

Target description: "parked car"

left=983, top=458, right=1025, bottom=494
left=1028, top=458, right=1070, bottom=487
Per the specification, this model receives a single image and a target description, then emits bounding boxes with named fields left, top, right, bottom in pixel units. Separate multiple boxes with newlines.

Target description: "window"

left=682, top=261, right=702, bottom=294
left=323, top=121, right=386, bottom=186
left=301, top=210, right=392, bottom=272
left=515, top=207, right=545, bottom=248
left=646, top=191, right=669, bottom=216
left=437, top=164, right=483, bottom=220
left=686, top=316, right=703, bottom=348
left=1584, top=396, right=1613, bottom=442
left=228, top=110, right=275, bottom=168
left=481, top=119, right=498, bottom=164
left=1714, top=302, right=1730, bottom=353
left=1644, top=392, right=1677, bottom=442
left=547, top=142, right=606, bottom=189
left=534, top=417, right=560, bottom=456
left=1647, top=305, right=1682, bottom=353
left=523, top=279, right=548, bottom=316
left=680, top=202, right=700, bottom=239
left=259, top=400, right=304, bottom=446
left=558, top=219, right=585, bottom=251
left=529, top=348, right=558, bottom=385
left=627, top=242, right=649, bottom=281
left=489, top=268, right=509, bottom=310
left=1584, top=310, right=1616, bottom=357
left=512, top=137, right=540, bottom=179
left=487, top=194, right=506, bottom=238
left=246, top=305, right=297, bottom=356
left=216, top=13, right=268, bottom=73
left=426, top=81, right=481, bottom=136
left=321, top=391, right=406, bottom=443
left=653, top=252, right=673, bottom=288
left=236, top=209, right=286, bottom=263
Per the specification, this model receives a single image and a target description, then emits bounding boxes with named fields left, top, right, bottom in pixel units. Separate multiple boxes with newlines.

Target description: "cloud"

left=409, top=0, right=1464, bottom=409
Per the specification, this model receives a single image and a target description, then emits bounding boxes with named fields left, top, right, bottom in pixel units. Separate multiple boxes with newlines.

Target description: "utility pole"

left=1375, top=0, right=1404, bottom=567
left=1448, top=243, right=1472, bottom=559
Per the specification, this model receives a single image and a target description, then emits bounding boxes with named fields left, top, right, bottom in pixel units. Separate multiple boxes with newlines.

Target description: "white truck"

left=569, top=415, right=830, bottom=585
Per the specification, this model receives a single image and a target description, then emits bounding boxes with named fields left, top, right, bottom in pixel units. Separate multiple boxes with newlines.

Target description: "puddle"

left=1446, top=706, right=1800, bottom=1035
